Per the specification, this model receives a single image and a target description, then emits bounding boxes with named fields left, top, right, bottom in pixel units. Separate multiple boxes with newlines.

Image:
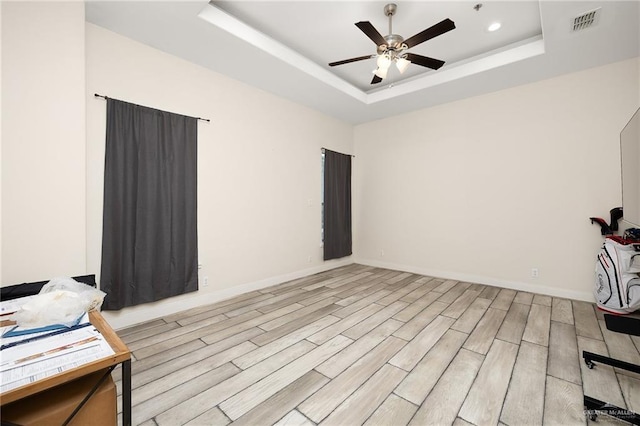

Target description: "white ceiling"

left=85, top=1, right=640, bottom=124
left=214, top=1, right=543, bottom=91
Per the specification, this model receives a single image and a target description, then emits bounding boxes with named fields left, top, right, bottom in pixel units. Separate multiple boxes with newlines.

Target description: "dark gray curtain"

left=323, top=149, right=352, bottom=260
left=100, top=99, right=198, bottom=310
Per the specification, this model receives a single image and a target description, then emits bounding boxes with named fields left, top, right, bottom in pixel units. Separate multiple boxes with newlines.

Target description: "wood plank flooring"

left=112, top=264, right=640, bottom=425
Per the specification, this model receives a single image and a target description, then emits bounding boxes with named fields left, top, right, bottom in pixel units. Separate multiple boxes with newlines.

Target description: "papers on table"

left=1, top=313, right=92, bottom=349
left=0, top=295, right=36, bottom=316
left=0, top=311, right=115, bottom=394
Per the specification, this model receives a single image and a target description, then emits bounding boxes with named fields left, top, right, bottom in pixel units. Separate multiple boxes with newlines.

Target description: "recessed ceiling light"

left=488, top=22, right=502, bottom=32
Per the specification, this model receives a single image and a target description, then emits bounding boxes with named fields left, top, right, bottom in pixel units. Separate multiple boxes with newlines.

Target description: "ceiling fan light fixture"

left=376, top=54, right=392, bottom=69
left=396, top=57, right=410, bottom=73
left=374, top=66, right=389, bottom=79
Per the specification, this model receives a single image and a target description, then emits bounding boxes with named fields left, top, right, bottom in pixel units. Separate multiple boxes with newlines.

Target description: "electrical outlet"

left=531, top=268, right=539, bottom=279
left=380, top=249, right=385, bottom=257
left=307, top=255, right=312, bottom=263
left=202, top=276, right=209, bottom=287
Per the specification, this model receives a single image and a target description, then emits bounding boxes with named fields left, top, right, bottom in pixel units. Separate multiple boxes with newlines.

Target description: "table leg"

left=122, top=359, right=132, bottom=426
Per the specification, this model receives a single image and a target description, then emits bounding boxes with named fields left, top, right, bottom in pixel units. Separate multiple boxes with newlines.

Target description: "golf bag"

left=595, top=236, right=640, bottom=314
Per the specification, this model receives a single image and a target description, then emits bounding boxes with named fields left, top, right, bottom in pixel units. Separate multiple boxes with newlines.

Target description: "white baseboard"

left=355, top=257, right=594, bottom=303
left=102, top=257, right=353, bottom=330
left=103, top=255, right=594, bottom=330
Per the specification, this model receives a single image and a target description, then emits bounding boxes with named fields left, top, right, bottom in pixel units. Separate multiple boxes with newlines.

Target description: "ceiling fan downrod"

left=381, top=4, right=405, bottom=53
left=385, top=3, right=396, bottom=35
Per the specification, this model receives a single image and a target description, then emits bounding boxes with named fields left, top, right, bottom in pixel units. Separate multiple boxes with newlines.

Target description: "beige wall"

left=85, top=24, right=353, bottom=328
left=354, top=57, right=640, bottom=301
left=1, top=2, right=86, bottom=284
left=0, top=1, right=3, bottom=282
left=3, top=2, right=639, bottom=328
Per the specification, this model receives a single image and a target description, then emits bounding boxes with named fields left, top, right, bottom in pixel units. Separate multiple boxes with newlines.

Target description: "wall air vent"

left=572, top=8, right=601, bottom=32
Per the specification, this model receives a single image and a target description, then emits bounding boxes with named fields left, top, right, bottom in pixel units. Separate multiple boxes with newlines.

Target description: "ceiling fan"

left=329, top=3, right=456, bottom=85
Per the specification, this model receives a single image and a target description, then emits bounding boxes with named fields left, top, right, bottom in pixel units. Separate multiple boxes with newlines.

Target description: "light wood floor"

left=112, top=264, right=640, bottom=426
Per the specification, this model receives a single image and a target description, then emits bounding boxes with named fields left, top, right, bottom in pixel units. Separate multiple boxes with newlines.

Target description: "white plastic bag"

left=10, top=277, right=106, bottom=328
left=40, top=277, right=106, bottom=311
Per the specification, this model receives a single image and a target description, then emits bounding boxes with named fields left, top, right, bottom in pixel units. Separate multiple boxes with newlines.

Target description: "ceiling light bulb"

left=375, top=67, right=388, bottom=79
left=488, top=22, right=501, bottom=32
left=377, top=54, right=392, bottom=70
left=396, top=57, right=410, bottom=74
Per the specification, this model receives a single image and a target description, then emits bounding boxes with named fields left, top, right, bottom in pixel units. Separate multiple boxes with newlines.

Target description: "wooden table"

left=0, top=310, right=132, bottom=426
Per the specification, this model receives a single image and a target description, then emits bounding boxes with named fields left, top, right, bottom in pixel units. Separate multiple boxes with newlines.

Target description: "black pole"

left=93, top=93, right=210, bottom=122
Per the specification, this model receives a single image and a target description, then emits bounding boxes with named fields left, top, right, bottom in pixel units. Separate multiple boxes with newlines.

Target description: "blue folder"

left=2, top=313, right=87, bottom=338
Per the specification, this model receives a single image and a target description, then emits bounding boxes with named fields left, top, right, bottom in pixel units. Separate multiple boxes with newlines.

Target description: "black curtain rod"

left=322, top=147, right=355, bottom=158
left=94, top=93, right=210, bottom=122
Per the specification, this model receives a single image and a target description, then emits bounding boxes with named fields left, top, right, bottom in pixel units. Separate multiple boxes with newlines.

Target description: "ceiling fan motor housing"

left=382, top=34, right=405, bottom=50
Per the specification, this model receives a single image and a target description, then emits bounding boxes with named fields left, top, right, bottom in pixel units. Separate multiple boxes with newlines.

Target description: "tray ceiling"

left=86, top=1, right=640, bottom=124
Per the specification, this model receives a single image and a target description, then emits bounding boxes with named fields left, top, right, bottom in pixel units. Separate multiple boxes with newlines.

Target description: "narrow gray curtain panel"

left=100, top=99, right=198, bottom=310
left=323, top=149, right=352, bottom=260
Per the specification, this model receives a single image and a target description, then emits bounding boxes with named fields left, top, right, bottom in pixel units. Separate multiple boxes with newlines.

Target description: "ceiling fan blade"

left=355, top=21, right=387, bottom=46
left=405, top=53, right=445, bottom=70
left=371, top=75, right=383, bottom=84
left=329, top=55, right=373, bottom=67
left=403, top=18, right=455, bottom=49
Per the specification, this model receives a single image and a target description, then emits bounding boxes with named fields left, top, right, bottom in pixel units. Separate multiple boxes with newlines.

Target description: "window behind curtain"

left=100, top=99, right=198, bottom=310
left=323, top=149, right=352, bottom=260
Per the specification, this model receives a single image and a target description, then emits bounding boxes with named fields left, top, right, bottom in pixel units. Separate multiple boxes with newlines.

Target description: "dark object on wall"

left=610, top=207, right=624, bottom=231
left=323, top=149, right=352, bottom=261
left=100, top=98, right=198, bottom=310
left=590, top=217, right=613, bottom=235
left=590, top=206, right=623, bottom=235
left=0, top=275, right=96, bottom=301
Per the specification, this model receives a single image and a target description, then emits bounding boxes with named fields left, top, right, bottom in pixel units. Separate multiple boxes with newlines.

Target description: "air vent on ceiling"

left=572, top=8, right=601, bottom=32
